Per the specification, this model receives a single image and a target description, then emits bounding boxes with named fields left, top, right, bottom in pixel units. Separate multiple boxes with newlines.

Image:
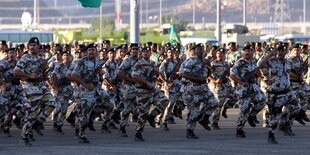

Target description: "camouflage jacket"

left=118, top=56, right=138, bottom=84
left=209, top=60, right=230, bottom=84
left=71, top=57, right=101, bottom=85
left=159, top=58, right=178, bottom=92
left=131, top=58, right=157, bottom=89
left=0, top=59, right=20, bottom=85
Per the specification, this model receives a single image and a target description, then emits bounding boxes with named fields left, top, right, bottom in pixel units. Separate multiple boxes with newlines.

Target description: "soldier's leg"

left=75, top=98, right=93, bottom=143
left=199, top=90, right=218, bottom=130
left=211, top=85, right=227, bottom=128
left=236, top=97, right=252, bottom=138
left=183, top=92, right=200, bottom=139
left=20, top=103, right=40, bottom=146
left=119, top=95, right=135, bottom=137
left=39, top=93, right=59, bottom=121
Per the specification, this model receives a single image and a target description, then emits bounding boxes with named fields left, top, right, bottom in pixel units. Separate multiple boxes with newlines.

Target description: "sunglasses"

left=132, top=48, right=139, bottom=50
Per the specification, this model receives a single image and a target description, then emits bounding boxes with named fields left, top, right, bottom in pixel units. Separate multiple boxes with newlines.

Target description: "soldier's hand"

left=28, top=73, right=38, bottom=79
left=269, top=48, right=277, bottom=57
left=109, top=86, right=115, bottom=92
left=85, top=83, right=94, bottom=90
left=146, top=82, right=155, bottom=89
left=240, top=81, right=249, bottom=87
left=167, top=81, right=174, bottom=87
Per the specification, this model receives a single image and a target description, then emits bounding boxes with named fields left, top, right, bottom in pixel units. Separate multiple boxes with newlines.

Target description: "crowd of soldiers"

left=0, top=37, right=309, bottom=146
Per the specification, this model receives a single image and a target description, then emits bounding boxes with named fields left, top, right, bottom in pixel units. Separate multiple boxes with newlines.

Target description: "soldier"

left=14, top=37, right=59, bottom=146
left=159, top=47, right=178, bottom=130
left=71, top=43, right=113, bottom=143
left=254, top=42, right=264, bottom=62
left=287, top=44, right=309, bottom=127
left=230, top=45, right=266, bottom=138
left=208, top=48, right=231, bottom=129
left=259, top=45, right=299, bottom=144
left=117, top=43, right=139, bottom=137
left=51, top=50, right=73, bottom=134
left=226, top=42, right=240, bottom=67
left=131, top=47, right=169, bottom=141
left=179, top=45, right=218, bottom=139
left=0, top=48, right=25, bottom=136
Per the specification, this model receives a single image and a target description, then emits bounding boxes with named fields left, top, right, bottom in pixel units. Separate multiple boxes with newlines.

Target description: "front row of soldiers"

left=0, top=37, right=309, bottom=146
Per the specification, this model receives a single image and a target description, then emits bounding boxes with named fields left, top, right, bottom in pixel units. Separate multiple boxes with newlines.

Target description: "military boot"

left=119, top=126, right=128, bottom=137
left=161, top=123, right=169, bottom=131
left=78, top=136, right=90, bottom=143
left=28, top=133, right=35, bottom=141
left=295, top=113, right=306, bottom=125
left=268, top=132, right=278, bottom=144
left=147, top=114, right=156, bottom=128
left=167, top=117, right=176, bottom=124
left=66, top=112, right=76, bottom=128
left=186, top=129, right=199, bottom=139
left=198, top=114, right=211, bottom=131
left=236, top=129, right=246, bottom=138
left=13, top=117, right=22, bottom=129
left=300, top=110, right=310, bottom=122
left=108, top=122, right=118, bottom=130
left=20, top=137, right=31, bottom=146
left=32, top=121, right=44, bottom=136
left=247, top=115, right=256, bottom=127
left=221, top=107, right=228, bottom=118
left=101, top=124, right=111, bottom=133
left=211, top=122, right=221, bottom=130
left=134, top=132, right=145, bottom=142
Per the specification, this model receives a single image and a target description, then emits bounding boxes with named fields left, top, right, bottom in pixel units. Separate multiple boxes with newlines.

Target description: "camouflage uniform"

left=118, top=56, right=138, bottom=127
left=131, top=58, right=168, bottom=133
left=231, top=58, right=266, bottom=131
left=179, top=57, right=218, bottom=131
left=287, top=56, right=310, bottom=123
left=0, top=59, right=26, bottom=134
left=52, top=62, right=73, bottom=127
left=14, top=53, right=59, bottom=139
left=71, top=57, right=113, bottom=138
left=159, top=58, right=178, bottom=124
left=264, top=57, right=300, bottom=133
left=208, top=60, right=231, bottom=124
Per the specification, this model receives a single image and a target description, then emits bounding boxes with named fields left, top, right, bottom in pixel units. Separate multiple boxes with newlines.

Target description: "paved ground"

left=1, top=109, right=310, bottom=155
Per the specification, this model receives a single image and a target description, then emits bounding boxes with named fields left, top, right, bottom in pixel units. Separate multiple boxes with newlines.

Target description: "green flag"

left=78, top=0, right=102, bottom=7
left=169, top=24, right=181, bottom=43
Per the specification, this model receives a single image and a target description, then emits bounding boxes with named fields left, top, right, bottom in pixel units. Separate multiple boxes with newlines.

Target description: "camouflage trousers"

left=120, top=83, right=137, bottom=127
left=21, top=92, right=59, bottom=138
left=291, top=82, right=310, bottom=112
left=208, top=83, right=230, bottom=123
left=182, top=88, right=218, bottom=130
left=236, top=84, right=266, bottom=130
left=135, top=88, right=168, bottom=133
left=53, top=85, right=74, bottom=126
left=76, top=86, right=113, bottom=138
left=266, top=90, right=300, bottom=133
left=162, top=90, right=177, bottom=123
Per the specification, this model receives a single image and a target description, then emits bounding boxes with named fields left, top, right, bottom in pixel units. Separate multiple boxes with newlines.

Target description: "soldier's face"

left=216, top=51, right=224, bottom=60
left=88, top=48, right=97, bottom=59
left=108, top=51, right=115, bottom=60
left=277, top=50, right=287, bottom=59
left=255, top=45, right=262, bottom=52
left=290, top=48, right=300, bottom=57
left=8, top=50, right=16, bottom=60
left=174, top=50, right=180, bottom=59
left=142, top=50, right=150, bottom=59
left=82, top=51, right=88, bottom=58
left=131, top=47, right=139, bottom=57
left=62, top=53, right=70, bottom=63
left=75, top=52, right=82, bottom=59
left=28, top=43, right=39, bottom=53
left=99, top=52, right=106, bottom=60
left=243, top=49, right=253, bottom=59
left=167, top=50, right=174, bottom=59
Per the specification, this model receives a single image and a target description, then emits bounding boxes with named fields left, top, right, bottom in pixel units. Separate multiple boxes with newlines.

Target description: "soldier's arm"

left=230, top=62, right=248, bottom=87
left=181, top=72, right=206, bottom=83
left=117, top=59, right=135, bottom=83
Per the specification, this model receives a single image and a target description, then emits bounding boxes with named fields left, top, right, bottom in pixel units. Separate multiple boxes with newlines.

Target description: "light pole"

left=193, top=0, right=196, bottom=28
left=243, top=0, right=246, bottom=26
left=216, top=0, right=221, bottom=44
left=99, top=1, right=103, bottom=41
left=304, top=0, right=307, bottom=34
left=159, top=0, right=162, bottom=26
left=130, top=0, right=140, bottom=43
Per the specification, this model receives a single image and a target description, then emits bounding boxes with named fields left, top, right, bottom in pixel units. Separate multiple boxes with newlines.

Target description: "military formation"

left=0, top=37, right=309, bottom=146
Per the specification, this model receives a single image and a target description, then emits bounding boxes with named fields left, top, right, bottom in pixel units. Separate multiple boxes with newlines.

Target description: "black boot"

left=147, top=114, right=156, bottom=128
left=101, top=124, right=111, bottom=133
left=173, top=107, right=183, bottom=119
left=295, top=113, right=306, bottom=125
left=161, top=123, right=169, bottom=131
left=279, top=123, right=292, bottom=136
left=168, top=117, right=176, bottom=124
left=134, top=132, right=145, bottom=142
left=28, top=133, right=35, bottom=141
left=20, top=137, right=31, bottom=146
left=247, top=115, right=256, bottom=127
left=198, top=114, right=211, bottom=131
left=75, top=129, right=79, bottom=137
left=186, top=129, right=199, bottom=139
left=32, top=121, right=44, bottom=136
left=268, top=132, right=278, bottom=144
left=300, top=110, right=310, bottom=122
left=78, top=136, right=90, bottom=143
left=111, top=110, right=121, bottom=124
left=53, top=122, right=63, bottom=134
left=3, top=128, right=12, bottom=137
left=88, top=112, right=96, bottom=131
left=236, top=129, right=246, bottom=138
left=221, top=107, right=228, bottom=119
left=119, top=126, right=128, bottom=137
left=131, top=113, right=138, bottom=122
left=108, top=122, right=118, bottom=129
left=13, top=117, right=22, bottom=129
left=253, top=115, right=260, bottom=124
left=211, top=122, right=221, bottom=130
left=66, top=112, right=76, bottom=128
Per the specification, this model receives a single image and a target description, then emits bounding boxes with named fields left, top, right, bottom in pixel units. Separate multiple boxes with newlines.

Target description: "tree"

left=162, top=15, right=189, bottom=31
left=90, top=17, right=115, bottom=32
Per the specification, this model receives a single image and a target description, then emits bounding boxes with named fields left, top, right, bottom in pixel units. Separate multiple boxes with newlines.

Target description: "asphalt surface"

left=1, top=109, right=310, bottom=155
